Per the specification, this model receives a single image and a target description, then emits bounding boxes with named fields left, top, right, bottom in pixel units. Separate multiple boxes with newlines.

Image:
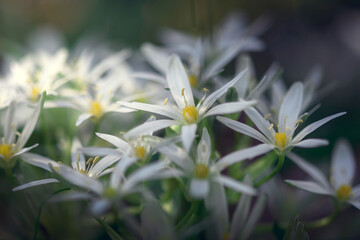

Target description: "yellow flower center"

left=182, top=105, right=198, bottom=124
left=90, top=101, right=103, bottom=119
left=189, top=75, right=198, bottom=88
left=134, top=146, right=147, bottom=160
left=194, top=163, right=209, bottom=179
left=31, top=87, right=41, bottom=102
left=0, top=144, right=12, bottom=161
left=336, top=184, right=352, bottom=200
left=275, top=132, right=287, bottom=149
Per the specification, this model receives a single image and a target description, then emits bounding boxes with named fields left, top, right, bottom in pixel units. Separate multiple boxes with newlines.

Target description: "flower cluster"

left=0, top=12, right=356, bottom=240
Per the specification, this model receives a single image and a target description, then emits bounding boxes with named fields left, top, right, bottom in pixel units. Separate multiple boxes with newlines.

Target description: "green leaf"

left=283, top=215, right=310, bottom=240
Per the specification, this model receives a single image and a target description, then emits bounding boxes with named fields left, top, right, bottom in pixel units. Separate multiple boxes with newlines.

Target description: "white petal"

left=215, top=175, right=256, bottom=195
left=95, top=132, right=129, bottom=150
left=17, top=92, right=45, bottom=149
left=132, top=71, right=167, bottom=85
left=156, top=144, right=193, bottom=171
left=141, top=43, right=169, bottom=74
left=49, top=192, right=92, bottom=203
left=80, top=147, right=121, bottom=157
left=181, top=124, right=197, bottom=153
left=167, top=55, right=194, bottom=109
left=12, top=144, right=39, bottom=158
left=352, top=184, right=360, bottom=199
left=21, top=152, right=59, bottom=172
left=349, top=200, right=360, bottom=210
left=287, top=152, right=330, bottom=189
left=197, top=127, right=211, bottom=164
left=278, top=82, right=303, bottom=132
left=124, top=119, right=178, bottom=139
left=13, top=178, right=59, bottom=191
left=203, top=100, right=256, bottom=118
left=216, top=116, right=269, bottom=144
left=4, top=101, right=16, bottom=143
left=200, top=69, right=247, bottom=115
left=76, top=113, right=92, bottom=126
left=285, top=180, right=333, bottom=195
left=244, top=107, right=275, bottom=142
left=189, top=179, right=210, bottom=199
left=293, top=112, right=346, bottom=142
left=118, top=101, right=182, bottom=120
left=90, top=199, right=112, bottom=217
left=215, top=144, right=274, bottom=172
left=110, top=156, right=137, bottom=189
left=331, top=139, right=355, bottom=189
left=293, top=139, right=329, bottom=148
left=88, top=154, right=121, bottom=177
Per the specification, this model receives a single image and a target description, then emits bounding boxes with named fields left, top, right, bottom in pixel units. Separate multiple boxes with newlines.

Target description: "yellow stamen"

left=268, top=123, right=274, bottom=130
left=79, top=169, right=87, bottom=174
left=163, top=98, right=168, bottom=105
left=90, top=101, right=103, bottom=119
left=0, top=144, right=12, bottom=161
left=275, top=132, right=287, bottom=149
left=203, top=88, right=209, bottom=93
left=264, top=113, right=272, bottom=120
left=181, top=88, right=185, bottom=96
left=31, top=87, right=41, bottom=102
left=336, top=184, right=352, bottom=200
left=182, top=105, right=198, bottom=124
left=134, top=146, right=147, bottom=160
left=189, top=75, right=198, bottom=88
left=194, top=163, right=209, bottom=179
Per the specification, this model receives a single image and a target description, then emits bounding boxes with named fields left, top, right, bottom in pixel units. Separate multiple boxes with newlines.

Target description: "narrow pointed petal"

left=349, top=200, right=360, bottom=210
left=331, top=139, right=355, bottom=189
left=76, top=113, right=92, bottom=126
left=21, top=152, right=59, bottom=172
left=141, top=43, right=169, bottom=74
left=4, top=101, right=16, bottom=143
left=197, top=127, right=211, bottom=164
left=293, top=139, right=329, bottom=148
left=17, top=92, right=45, bottom=149
left=287, top=152, right=330, bottom=189
left=13, top=178, right=59, bottom=191
left=200, top=69, right=247, bottom=115
left=156, top=144, right=193, bottom=171
left=203, top=100, right=256, bottom=118
left=12, top=144, right=39, bottom=158
left=215, top=175, right=256, bottom=195
left=124, top=119, right=178, bottom=139
left=189, top=179, right=210, bottom=199
left=352, top=184, right=360, bottom=199
left=216, top=116, right=269, bottom=144
left=49, top=192, right=92, bottom=203
left=167, top=55, right=194, bottom=109
left=132, top=72, right=167, bottom=85
left=110, top=156, right=136, bottom=189
left=215, top=144, right=274, bottom=172
left=119, top=101, right=182, bottom=120
left=244, top=107, right=275, bottom=142
left=88, top=155, right=121, bottom=177
left=285, top=180, right=333, bottom=195
left=96, top=132, right=129, bottom=150
left=278, top=82, right=303, bottom=132
left=293, top=112, right=346, bottom=143
left=181, top=124, right=197, bottom=153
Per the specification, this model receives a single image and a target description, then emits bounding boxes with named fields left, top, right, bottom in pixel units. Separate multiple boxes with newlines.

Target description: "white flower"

left=217, top=82, right=346, bottom=154
left=120, top=54, right=256, bottom=152
left=157, top=127, right=273, bottom=199
left=0, top=92, right=45, bottom=169
left=285, top=139, right=360, bottom=209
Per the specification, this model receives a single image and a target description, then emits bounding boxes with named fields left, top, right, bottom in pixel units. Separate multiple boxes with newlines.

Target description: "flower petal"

left=197, top=127, right=211, bottom=165
left=292, top=139, right=329, bottom=148
left=96, top=132, right=129, bottom=150
left=203, top=100, right=256, bottom=118
left=244, top=107, right=275, bottom=142
left=278, top=82, right=303, bottom=132
left=287, top=152, right=330, bottom=189
left=285, top=180, right=333, bottom=195
left=141, top=43, right=169, bottom=75
left=181, top=124, right=197, bottom=153
left=76, top=113, right=92, bottom=126
left=13, top=178, right=59, bottom=191
left=124, top=119, right=178, bottom=139
left=189, top=179, right=210, bottom=199
left=88, top=154, right=121, bottom=177
left=214, top=144, right=274, bottom=172
left=167, top=55, right=194, bottom=109
left=215, top=175, right=256, bottom=195
left=293, top=112, right=346, bottom=143
left=331, top=139, right=356, bottom=189
left=21, top=152, right=59, bottom=172
left=200, top=69, right=247, bottom=115
left=216, top=116, right=269, bottom=144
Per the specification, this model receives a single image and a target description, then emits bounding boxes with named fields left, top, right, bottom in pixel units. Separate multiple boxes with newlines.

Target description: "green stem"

left=95, top=217, right=124, bottom=240
left=254, top=154, right=284, bottom=187
left=40, top=111, right=57, bottom=160
left=33, top=187, right=70, bottom=240
left=305, top=205, right=340, bottom=229
left=175, top=201, right=199, bottom=231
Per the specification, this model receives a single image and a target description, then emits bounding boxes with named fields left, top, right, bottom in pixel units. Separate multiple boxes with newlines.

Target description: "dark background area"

left=1, top=0, right=360, bottom=239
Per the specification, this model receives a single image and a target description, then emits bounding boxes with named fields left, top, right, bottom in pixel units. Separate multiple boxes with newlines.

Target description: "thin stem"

left=95, top=217, right=124, bottom=240
left=254, top=154, right=284, bottom=187
left=305, top=204, right=340, bottom=229
left=33, top=187, right=70, bottom=240
left=175, top=201, right=199, bottom=231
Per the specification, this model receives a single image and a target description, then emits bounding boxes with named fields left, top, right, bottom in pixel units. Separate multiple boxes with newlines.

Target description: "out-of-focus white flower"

left=0, top=80, right=18, bottom=109
left=120, top=55, right=255, bottom=152
left=157, top=128, right=273, bottom=199
left=217, top=82, right=346, bottom=154
left=285, top=140, right=360, bottom=209
left=0, top=92, right=45, bottom=169
left=5, top=49, right=68, bottom=102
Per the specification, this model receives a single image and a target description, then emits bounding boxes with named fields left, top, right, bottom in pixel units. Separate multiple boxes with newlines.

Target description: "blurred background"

left=0, top=0, right=360, bottom=239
